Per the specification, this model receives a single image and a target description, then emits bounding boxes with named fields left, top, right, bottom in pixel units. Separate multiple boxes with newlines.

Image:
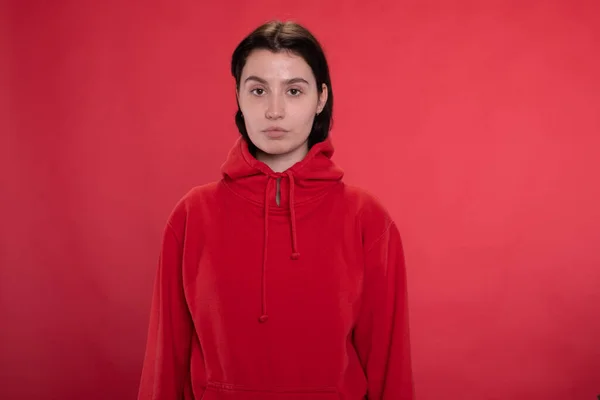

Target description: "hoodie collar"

left=220, top=137, right=344, bottom=323
left=221, top=136, right=344, bottom=208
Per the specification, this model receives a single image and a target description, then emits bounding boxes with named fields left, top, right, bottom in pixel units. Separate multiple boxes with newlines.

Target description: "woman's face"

left=237, top=49, right=328, bottom=162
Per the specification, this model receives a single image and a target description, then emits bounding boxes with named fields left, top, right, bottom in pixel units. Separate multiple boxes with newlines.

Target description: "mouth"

left=263, top=127, right=289, bottom=133
left=263, top=127, right=289, bottom=138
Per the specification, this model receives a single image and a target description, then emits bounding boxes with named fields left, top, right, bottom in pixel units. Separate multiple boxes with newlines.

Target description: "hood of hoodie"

left=221, top=136, right=344, bottom=207
left=221, top=136, right=344, bottom=323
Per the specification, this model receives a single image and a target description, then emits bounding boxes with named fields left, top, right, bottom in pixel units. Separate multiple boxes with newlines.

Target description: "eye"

left=288, top=88, right=302, bottom=96
left=250, top=88, right=266, bottom=96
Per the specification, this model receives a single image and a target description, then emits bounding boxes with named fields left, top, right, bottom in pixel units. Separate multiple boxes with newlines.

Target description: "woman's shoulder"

left=163, top=182, right=222, bottom=230
left=340, top=184, right=395, bottom=237
left=341, top=183, right=391, bottom=215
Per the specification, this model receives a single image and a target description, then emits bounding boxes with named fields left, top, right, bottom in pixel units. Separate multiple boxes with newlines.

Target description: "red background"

left=1, top=1, right=599, bottom=399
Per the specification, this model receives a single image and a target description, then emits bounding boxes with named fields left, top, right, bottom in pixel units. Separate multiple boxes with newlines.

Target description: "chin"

left=252, top=135, right=307, bottom=156
left=257, top=142, right=292, bottom=155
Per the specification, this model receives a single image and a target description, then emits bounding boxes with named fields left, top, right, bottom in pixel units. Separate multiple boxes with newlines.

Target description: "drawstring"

left=258, top=174, right=300, bottom=323
left=259, top=177, right=273, bottom=323
left=286, top=171, right=300, bottom=260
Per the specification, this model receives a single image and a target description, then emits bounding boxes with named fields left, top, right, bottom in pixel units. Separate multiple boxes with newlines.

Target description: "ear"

left=317, top=83, right=328, bottom=114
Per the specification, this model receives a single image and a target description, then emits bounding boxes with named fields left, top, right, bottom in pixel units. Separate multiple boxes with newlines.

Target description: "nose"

left=265, top=92, right=284, bottom=120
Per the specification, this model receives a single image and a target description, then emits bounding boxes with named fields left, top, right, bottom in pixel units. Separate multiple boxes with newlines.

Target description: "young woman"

left=138, top=20, right=414, bottom=400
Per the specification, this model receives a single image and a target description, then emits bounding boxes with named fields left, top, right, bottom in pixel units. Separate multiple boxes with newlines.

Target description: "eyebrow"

left=244, top=75, right=310, bottom=86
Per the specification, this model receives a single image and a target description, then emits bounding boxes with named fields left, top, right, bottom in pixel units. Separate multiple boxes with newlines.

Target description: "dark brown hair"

left=231, top=20, right=334, bottom=152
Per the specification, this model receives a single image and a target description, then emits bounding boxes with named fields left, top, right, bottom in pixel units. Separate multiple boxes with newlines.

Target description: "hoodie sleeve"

left=353, top=221, right=414, bottom=400
left=138, top=221, right=194, bottom=399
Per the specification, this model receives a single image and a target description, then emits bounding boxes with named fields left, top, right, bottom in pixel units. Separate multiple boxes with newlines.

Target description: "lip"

left=263, top=126, right=289, bottom=132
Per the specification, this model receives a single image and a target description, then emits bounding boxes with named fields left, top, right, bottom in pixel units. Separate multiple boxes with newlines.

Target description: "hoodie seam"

left=365, top=220, right=394, bottom=254
left=206, top=380, right=337, bottom=393
left=163, top=220, right=197, bottom=309
left=220, top=179, right=342, bottom=208
left=165, top=221, right=182, bottom=247
left=220, top=179, right=264, bottom=206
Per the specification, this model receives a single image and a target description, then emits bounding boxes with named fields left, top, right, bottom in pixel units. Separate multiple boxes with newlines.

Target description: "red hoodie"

left=138, top=137, right=414, bottom=400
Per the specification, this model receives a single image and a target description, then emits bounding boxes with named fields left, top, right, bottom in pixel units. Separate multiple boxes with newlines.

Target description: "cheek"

left=288, top=103, right=317, bottom=125
left=240, top=102, right=263, bottom=127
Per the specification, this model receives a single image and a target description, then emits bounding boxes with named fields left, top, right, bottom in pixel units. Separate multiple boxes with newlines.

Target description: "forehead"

left=241, top=49, right=315, bottom=82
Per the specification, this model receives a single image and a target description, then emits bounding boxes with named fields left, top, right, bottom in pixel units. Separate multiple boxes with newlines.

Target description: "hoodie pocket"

left=200, top=382, right=340, bottom=400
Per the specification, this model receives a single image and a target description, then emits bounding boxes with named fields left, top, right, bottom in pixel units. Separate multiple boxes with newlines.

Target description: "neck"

left=257, top=143, right=309, bottom=173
